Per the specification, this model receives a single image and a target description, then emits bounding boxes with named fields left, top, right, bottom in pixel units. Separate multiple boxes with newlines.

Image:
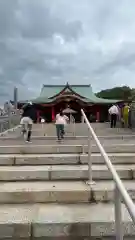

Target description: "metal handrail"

left=81, top=109, right=135, bottom=239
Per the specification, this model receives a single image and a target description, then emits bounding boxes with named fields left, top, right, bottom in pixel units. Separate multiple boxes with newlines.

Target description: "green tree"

left=130, top=88, right=135, bottom=100
left=96, top=86, right=132, bottom=100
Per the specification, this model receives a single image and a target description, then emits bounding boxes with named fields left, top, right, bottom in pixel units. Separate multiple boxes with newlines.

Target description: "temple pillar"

left=37, top=110, right=40, bottom=123
left=96, top=110, right=100, bottom=122
left=51, top=106, right=55, bottom=122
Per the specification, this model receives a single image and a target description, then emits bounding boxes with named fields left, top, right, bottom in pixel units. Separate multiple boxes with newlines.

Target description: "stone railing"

left=0, top=111, right=20, bottom=133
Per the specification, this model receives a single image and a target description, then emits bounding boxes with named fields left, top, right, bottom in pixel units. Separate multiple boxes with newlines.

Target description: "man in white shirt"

left=55, top=110, right=69, bottom=140
left=108, top=104, right=119, bottom=128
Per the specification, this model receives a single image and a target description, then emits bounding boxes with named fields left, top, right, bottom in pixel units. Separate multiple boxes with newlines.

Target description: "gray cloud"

left=17, top=0, right=82, bottom=40
left=0, top=0, right=135, bottom=102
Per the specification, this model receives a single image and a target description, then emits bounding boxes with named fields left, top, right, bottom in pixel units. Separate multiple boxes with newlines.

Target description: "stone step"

left=88, top=143, right=135, bottom=153
left=0, top=153, right=133, bottom=166
left=10, top=128, right=135, bottom=137
left=1, top=134, right=135, bottom=140
left=0, top=138, right=135, bottom=146
left=90, top=180, right=135, bottom=202
left=0, top=203, right=133, bottom=239
left=0, top=144, right=135, bottom=154
left=32, top=123, right=130, bottom=130
left=6, top=123, right=134, bottom=136
left=0, top=164, right=134, bottom=182
left=0, top=180, right=134, bottom=204
left=0, top=181, right=89, bottom=203
left=28, top=202, right=135, bottom=239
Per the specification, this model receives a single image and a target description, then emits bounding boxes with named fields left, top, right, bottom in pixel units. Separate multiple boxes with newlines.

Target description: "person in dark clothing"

left=20, top=102, right=37, bottom=142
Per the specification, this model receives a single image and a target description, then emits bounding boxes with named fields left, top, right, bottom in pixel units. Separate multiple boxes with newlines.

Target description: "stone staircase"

left=0, top=123, right=134, bottom=239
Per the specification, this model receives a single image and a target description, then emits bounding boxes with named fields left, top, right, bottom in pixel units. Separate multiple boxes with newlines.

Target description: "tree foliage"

left=130, top=89, right=135, bottom=100
left=96, top=86, right=133, bottom=100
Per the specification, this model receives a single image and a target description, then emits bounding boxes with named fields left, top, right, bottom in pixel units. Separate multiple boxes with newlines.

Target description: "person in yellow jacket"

left=122, top=103, right=130, bottom=127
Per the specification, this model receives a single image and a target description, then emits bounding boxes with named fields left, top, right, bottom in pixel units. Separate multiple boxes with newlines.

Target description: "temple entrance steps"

left=0, top=124, right=134, bottom=239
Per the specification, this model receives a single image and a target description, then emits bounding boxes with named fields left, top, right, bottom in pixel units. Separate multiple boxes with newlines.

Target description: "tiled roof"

left=32, top=83, right=122, bottom=104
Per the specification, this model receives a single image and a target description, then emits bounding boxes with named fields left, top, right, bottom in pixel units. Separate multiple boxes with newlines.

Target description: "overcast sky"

left=0, top=0, right=135, bottom=102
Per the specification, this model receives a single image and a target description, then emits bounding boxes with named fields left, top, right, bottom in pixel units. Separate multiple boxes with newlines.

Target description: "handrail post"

left=115, top=184, right=123, bottom=240
left=86, top=128, right=95, bottom=185
left=73, top=121, right=75, bottom=136
left=72, top=116, right=75, bottom=136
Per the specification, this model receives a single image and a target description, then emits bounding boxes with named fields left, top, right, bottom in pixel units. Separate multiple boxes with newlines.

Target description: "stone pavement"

left=0, top=123, right=134, bottom=239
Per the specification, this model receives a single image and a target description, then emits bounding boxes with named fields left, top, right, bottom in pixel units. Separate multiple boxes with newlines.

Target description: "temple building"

left=17, top=83, right=123, bottom=123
